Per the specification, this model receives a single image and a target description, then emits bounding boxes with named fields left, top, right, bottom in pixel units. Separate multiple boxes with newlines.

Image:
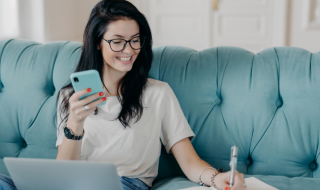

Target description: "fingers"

left=84, top=95, right=107, bottom=111
left=72, top=93, right=106, bottom=115
left=69, top=88, right=92, bottom=103
left=69, top=88, right=106, bottom=122
left=231, top=171, right=246, bottom=190
left=214, top=171, right=246, bottom=190
left=78, top=91, right=105, bottom=106
left=70, top=88, right=105, bottom=108
left=213, top=172, right=230, bottom=190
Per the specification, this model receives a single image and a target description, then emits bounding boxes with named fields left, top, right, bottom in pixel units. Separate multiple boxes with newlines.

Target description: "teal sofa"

left=1, top=39, right=320, bottom=190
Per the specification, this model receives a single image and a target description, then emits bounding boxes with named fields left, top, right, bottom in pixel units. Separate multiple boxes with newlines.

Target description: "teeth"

left=118, top=57, right=131, bottom=61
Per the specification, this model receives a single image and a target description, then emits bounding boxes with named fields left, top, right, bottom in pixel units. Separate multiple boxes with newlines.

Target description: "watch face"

left=64, top=127, right=71, bottom=138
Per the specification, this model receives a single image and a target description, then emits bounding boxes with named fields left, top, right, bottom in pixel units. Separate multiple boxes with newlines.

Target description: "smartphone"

left=70, top=69, right=106, bottom=106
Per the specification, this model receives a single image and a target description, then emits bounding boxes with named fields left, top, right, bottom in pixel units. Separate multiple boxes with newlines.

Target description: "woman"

left=0, top=1, right=246, bottom=190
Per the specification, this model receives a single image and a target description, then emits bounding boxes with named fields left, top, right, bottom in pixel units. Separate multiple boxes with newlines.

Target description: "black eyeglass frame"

left=102, top=36, right=146, bottom=52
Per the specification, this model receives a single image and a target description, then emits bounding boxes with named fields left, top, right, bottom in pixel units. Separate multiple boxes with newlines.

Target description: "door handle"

left=212, top=0, right=219, bottom=10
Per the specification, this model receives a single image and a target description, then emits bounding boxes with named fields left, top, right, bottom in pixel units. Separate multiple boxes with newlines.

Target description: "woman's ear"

left=97, top=45, right=100, bottom=50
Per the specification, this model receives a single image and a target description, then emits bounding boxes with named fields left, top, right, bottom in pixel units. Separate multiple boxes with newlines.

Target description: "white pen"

left=229, top=146, right=238, bottom=188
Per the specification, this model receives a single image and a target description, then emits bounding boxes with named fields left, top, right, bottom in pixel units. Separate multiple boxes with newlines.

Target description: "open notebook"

left=179, top=177, right=278, bottom=190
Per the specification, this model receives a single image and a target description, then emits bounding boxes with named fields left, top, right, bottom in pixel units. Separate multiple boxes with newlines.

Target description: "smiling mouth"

left=116, top=56, right=132, bottom=61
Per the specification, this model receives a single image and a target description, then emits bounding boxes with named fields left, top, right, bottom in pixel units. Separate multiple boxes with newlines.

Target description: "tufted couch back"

left=1, top=39, right=320, bottom=184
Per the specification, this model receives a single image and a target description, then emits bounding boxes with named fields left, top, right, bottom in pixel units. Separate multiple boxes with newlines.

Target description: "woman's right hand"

left=67, top=88, right=106, bottom=131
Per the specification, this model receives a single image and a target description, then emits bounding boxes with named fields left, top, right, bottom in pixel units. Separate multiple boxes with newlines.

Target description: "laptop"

left=4, top=157, right=124, bottom=190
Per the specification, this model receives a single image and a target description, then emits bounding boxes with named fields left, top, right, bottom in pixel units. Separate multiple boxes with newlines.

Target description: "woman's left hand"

left=213, top=170, right=246, bottom=190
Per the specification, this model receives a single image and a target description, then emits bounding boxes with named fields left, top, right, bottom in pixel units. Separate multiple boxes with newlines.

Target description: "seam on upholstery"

left=281, top=108, right=295, bottom=149
left=183, top=52, right=195, bottom=85
left=216, top=47, right=218, bottom=96
left=0, top=39, right=14, bottom=63
left=247, top=127, right=255, bottom=174
left=159, top=46, right=168, bottom=81
left=51, top=41, right=69, bottom=93
left=26, top=94, right=52, bottom=133
left=249, top=55, right=254, bottom=89
left=220, top=106, right=236, bottom=146
left=29, top=45, right=38, bottom=69
left=273, top=48, right=280, bottom=71
left=250, top=108, right=278, bottom=155
left=0, top=39, right=14, bottom=91
left=316, top=136, right=320, bottom=160
left=71, top=45, right=81, bottom=55
left=16, top=44, right=38, bottom=65
left=309, top=53, right=313, bottom=82
left=314, top=120, right=319, bottom=168
left=249, top=128, right=254, bottom=152
left=218, top=49, right=236, bottom=146
left=218, top=50, right=230, bottom=98
left=194, top=104, right=216, bottom=135
left=273, top=48, right=282, bottom=102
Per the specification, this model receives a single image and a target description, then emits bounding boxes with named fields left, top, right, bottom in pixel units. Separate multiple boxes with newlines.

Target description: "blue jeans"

left=120, top=177, right=149, bottom=190
left=0, top=174, right=149, bottom=190
left=0, top=174, right=15, bottom=190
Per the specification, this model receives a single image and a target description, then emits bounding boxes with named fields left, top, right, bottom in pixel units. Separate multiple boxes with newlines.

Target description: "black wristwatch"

left=64, top=126, right=85, bottom=140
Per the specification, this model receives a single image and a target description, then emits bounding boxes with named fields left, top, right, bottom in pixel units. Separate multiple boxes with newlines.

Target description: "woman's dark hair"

left=57, top=0, right=153, bottom=128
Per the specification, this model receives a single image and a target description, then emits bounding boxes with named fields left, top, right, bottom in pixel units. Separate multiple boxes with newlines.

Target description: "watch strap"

left=64, top=126, right=85, bottom=140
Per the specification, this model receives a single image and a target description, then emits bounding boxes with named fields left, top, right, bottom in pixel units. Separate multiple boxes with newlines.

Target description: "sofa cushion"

left=0, top=39, right=82, bottom=176
left=1, top=40, right=320, bottom=190
left=149, top=46, right=320, bottom=183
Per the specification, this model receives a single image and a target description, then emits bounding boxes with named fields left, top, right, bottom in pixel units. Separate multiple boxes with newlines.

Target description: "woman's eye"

left=132, top=40, right=140, bottom=43
left=113, top=41, right=121, bottom=44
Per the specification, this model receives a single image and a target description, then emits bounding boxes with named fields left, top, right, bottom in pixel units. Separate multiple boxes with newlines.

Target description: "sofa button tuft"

left=215, top=98, right=222, bottom=105
left=276, top=101, right=282, bottom=107
left=245, top=158, right=252, bottom=166
left=309, top=162, right=317, bottom=170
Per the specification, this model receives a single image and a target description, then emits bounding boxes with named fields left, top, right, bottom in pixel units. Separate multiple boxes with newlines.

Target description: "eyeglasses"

left=102, top=36, right=146, bottom=52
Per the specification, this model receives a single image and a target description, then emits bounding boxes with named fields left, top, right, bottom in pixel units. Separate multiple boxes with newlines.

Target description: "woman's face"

left=100, top=19, right=141, bottom=75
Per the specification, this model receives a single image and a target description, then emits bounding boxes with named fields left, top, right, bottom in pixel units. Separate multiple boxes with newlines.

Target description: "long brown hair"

left=57, top=0, right=153, bottom=129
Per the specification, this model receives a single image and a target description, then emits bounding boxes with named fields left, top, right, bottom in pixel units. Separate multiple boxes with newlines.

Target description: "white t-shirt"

left=56, top=78, right=195, bottom=187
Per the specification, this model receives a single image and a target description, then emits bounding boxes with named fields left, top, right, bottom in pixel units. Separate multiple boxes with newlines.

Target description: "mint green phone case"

left=70, top=70, right=106, bottom=106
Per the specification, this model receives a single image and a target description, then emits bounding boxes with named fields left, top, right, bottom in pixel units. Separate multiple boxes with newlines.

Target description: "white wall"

left=18, top=0, right=45, bottom=42
left=134, top=0, right=320, bottom=53
left=289, top=0, right=320, bottom=52
left=43, top=0, right=100, bottom=42
left=13, top=0, right=99, bottom=43
left=0, top=0, right=19, bottom=40
left=1, top=0, right=320, bottom=53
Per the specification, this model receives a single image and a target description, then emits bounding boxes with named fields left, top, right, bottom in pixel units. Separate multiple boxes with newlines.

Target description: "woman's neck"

left=102, top=65, right=126, bottom=97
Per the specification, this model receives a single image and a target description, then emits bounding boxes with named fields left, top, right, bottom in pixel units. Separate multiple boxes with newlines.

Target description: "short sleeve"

left=160, top=83, right=195, bottom=153
left=56, top=90, right=69, bottom=147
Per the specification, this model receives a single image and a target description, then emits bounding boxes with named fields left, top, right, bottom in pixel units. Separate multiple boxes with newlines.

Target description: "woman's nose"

left=122, top=42, right=134, bottom=54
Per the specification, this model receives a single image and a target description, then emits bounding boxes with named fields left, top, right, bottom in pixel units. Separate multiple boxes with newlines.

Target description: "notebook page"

left=178, top=177, right=278, bottom=190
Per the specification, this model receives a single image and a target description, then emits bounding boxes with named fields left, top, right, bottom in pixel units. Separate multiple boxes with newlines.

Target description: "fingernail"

left=102, top=97, right=106, bottom=101
left=87, top=88, right=91, bottom=92
left=99, top=92, right=104, bottom=96
left=225, top=187, right=230, bottom=190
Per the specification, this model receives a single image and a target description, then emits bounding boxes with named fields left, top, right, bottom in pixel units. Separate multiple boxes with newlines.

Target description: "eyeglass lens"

left=110, top=37, right=145, bottom=52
